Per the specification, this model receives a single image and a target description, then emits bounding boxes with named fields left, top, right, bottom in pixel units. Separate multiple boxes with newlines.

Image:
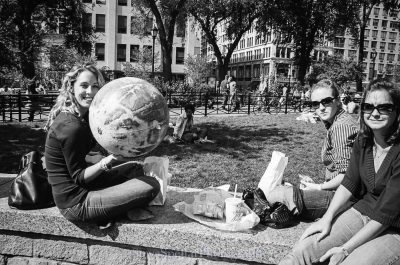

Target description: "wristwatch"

left=100, top=159, right=112, bottom=171
left=341, top=247, right=349, bottom=257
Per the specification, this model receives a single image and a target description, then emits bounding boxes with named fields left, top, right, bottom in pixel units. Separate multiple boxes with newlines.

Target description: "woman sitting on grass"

left=279, top=79, right=400, bottom=265
left=266, top=79, right=358, bottom=220
left=44, top=64, right=160, bottom=226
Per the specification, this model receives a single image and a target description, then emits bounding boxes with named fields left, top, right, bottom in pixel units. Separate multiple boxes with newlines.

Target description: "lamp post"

left=151, top=26, right=158, bottom=79
left=371, top=50, right=377, bottom=81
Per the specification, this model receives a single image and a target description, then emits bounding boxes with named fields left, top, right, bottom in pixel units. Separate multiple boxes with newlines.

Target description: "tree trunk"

left=161, top=45, right=173, bottom=81
left=356, top=3, right=367, bottom=92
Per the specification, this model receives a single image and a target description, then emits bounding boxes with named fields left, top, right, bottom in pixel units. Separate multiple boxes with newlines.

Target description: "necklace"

left=373, top=145, right=387, bottom=160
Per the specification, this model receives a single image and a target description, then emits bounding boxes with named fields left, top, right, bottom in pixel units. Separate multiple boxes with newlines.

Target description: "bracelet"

left=100, top=159, right=112, bottom=172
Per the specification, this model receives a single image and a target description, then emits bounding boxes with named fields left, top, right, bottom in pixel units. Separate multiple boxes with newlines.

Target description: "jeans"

left=279, top=208, right=400, bottom=265
left=59, top=169, right=160, bottom=223
left=181, top=127, right=208, bottom=142
left=266, top=186, right=334, bottom=220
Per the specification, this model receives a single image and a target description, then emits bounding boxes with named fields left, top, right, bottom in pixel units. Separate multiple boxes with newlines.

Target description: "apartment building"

left=206, top=4, right=400, bottom=90
left=81, top=0, right=201, bottom=80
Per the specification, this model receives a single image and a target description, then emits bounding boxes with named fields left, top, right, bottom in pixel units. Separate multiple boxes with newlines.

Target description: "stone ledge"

left=0, top=175, right=306, bottom=264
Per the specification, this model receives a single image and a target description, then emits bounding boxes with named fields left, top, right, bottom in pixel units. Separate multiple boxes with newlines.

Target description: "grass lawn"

left=0, top=114, right=326, bottom=192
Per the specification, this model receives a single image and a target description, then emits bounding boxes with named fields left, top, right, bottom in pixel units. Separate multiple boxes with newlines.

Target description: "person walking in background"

left=228, top=77, right=238, bottom=112
left=221, top=75, right=230, bottom=110
left=266, top=79, right=359, bottom=221
left=26, top=77, right=39, bottom=122
left=44, top=63, right=160, bottom=228
left=279, top=79, right=400, bottom=265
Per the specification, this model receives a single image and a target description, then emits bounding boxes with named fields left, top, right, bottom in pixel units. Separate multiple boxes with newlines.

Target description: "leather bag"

left=8, top=151, right=55, bottom=210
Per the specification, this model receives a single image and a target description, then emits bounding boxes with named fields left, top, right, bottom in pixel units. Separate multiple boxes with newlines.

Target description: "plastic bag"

left=174, top=187, right=260, bottom=232
left=143, top=156, right=172, bottom=206
left=257, top=151, right=288, bottom=196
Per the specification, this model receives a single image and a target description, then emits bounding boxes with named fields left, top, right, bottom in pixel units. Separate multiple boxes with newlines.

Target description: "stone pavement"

left=0, top=173, right=306, bottom=264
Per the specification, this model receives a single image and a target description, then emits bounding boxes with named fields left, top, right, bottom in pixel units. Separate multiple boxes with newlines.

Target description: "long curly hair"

left=359, top=79, right=400, bottom=145
left=44, top=64, right=105, bottom=131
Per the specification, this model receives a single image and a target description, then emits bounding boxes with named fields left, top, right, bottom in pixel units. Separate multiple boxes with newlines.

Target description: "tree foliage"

left=122, top=48, right=160, bottom=80
left=132, top=0, right=188, bottom=81
left=186, top=0, right=260, bottom=81
left=48, top=46, right=96, bottom=71
left=257, top=0, right=358, bottom=84
left=184, top=55, right=213, bottom=85
left=0, top=0, right=94, bottom=79
left=306, top=55, right=364, bottom=87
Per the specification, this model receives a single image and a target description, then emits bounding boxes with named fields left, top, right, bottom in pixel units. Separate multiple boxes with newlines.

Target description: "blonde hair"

left=44, top=64, right=104, bottom=131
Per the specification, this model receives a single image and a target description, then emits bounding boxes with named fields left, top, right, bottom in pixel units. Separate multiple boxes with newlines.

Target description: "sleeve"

left=59, top=121, right=89, bottom=186
left=372, top=155, right=400, bottom=226
left=330, top=123, right=358, bottom=176
left=341, top=137, right=362, bottom=195
left=173, top=114, right=185, bottom=137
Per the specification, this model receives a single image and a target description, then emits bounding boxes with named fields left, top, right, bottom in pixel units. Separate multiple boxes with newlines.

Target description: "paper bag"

left=257, top=151, right=288, bottom=196
left=143, top=156, right=171, bottom=206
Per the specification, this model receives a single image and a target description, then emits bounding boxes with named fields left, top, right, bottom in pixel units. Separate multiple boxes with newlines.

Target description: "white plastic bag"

left=143, top=156, right=171, bottom=206
left=258, top=151, right=288, bottom=196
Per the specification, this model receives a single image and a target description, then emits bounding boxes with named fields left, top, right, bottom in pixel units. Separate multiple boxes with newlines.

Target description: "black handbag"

left=242, top=187, right=293, bottom=229
left=8, top=151, right=55, bottom=210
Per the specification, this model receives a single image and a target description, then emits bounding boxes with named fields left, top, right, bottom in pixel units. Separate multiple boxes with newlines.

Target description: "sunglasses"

left=361, top=103, right=395, bottom=115
left=310, top=97, right=336, bottom=109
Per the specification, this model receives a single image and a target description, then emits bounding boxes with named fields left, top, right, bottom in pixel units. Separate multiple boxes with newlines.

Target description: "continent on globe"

left=89, top=77, right=169, bottom=158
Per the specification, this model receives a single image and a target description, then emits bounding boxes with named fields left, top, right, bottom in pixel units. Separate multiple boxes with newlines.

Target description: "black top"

left=342, top=136, right=400, bottom=228
left=45, top=111, right=96, bottom=209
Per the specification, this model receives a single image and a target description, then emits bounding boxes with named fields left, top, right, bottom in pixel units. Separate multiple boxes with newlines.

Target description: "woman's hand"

left=300, top=180, right=322, bottom=190
left=300, top=217, right=332, bottom=241
left=319, top=247, right=347, bottom=265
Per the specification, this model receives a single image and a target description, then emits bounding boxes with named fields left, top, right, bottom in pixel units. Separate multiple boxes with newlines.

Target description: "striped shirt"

left=321, top=108, right=359, bottom=181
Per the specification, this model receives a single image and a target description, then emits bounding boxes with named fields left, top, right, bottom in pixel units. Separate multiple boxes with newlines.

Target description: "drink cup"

left=225, top=197, right=244, bottom=223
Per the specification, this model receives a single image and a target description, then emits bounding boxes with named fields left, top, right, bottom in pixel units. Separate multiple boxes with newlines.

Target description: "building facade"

left=205, top=4, right=400, bottom=90
left=82, top=0, right=201, bottom=80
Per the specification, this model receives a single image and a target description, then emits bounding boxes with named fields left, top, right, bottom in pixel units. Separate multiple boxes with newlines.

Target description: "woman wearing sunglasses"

left=279, top=79, right=400, bottom=265
left=266, top=79, right=358, bottom=220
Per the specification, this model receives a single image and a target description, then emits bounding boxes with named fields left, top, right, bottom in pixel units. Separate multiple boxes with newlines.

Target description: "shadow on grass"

left=0, top=123, right=46, bottom=173
left=150, top=122, right=294, bottom=160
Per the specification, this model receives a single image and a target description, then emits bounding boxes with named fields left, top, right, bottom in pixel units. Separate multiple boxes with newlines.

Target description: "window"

left=379, top=53, right=385, bottom=60
left=82, top=13, right=92, bottom=30
left=383, top=9, right=388, bottom=16
left=389, top=32, right=397, bottom=39
left=118, top=0, right=127, bottom=5
left=130, top=45, right=139, bottom=62
left=96, top=14, right=105, bottom=32
left=378, top=64, right=384, bottom=72
left=176, top=23, right=185, bottom=38
left=382, top=20, right=388, bottom=27
left=388, top=54, right=395, bottom=61
left=144, top=16, right=153, bottom=34
left=371, top=41, right=377, bottom=49
left=388, top=43, right=396, bottom=50
left=96, top=0, right=106, bottom=4
left=390, top=10, right=398, bottom=17
left=117, top=44, right=126, bottom=62
left=334, top=37, right=345, bottom=47
left=176, top=47, right=184, bottom=64
left=373, top=19, right=379, bottom=27
left=390, top=21, right=398, bottom=28
left=95, top=43, right=105, bottom=61
left=364, top=40, right=369, bottom=48
left=380, top=42, right=386, bottom=50
left=373, top=8, right=380, bottom=16
left=381, top=31, right=387, bottom=39
left=372, top=30, right=378, bottom=38
left=118, top=16, right=127, bottom=34
left=364, top=29, right=369, bottom=37
left=82, top=0, right=92, bottom=3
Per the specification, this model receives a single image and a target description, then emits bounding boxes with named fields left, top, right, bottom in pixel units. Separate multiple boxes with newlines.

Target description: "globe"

left=89, top=77, right=169, bottom=158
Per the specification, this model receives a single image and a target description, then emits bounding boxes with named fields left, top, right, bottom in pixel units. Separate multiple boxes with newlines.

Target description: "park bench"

left=0, top=173, right=307, bottom=265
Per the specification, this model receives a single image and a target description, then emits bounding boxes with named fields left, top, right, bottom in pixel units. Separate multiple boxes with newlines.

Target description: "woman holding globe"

left=44, top=63, right=160, bottom=226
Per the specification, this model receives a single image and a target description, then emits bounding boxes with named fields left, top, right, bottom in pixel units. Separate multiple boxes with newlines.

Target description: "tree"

left=132, top=0, right=188, bottom=81
left=257, top=0, right=358, bottom=84
left=122, top=48, right=160, bottom=80
left=184, top=55, right=213, bottom=85
left=0, top=0, right=94, bottom=80
left=305, top=55, right=364, bottom=87
left=344, top=0, right=400, bottom=91
left=48, top=46, right=96, bottom=71
left=186, top=0, right=260, bottom=81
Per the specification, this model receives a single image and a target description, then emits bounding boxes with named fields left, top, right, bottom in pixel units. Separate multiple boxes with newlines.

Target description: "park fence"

left=2, top=91, right=357, bottom=122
